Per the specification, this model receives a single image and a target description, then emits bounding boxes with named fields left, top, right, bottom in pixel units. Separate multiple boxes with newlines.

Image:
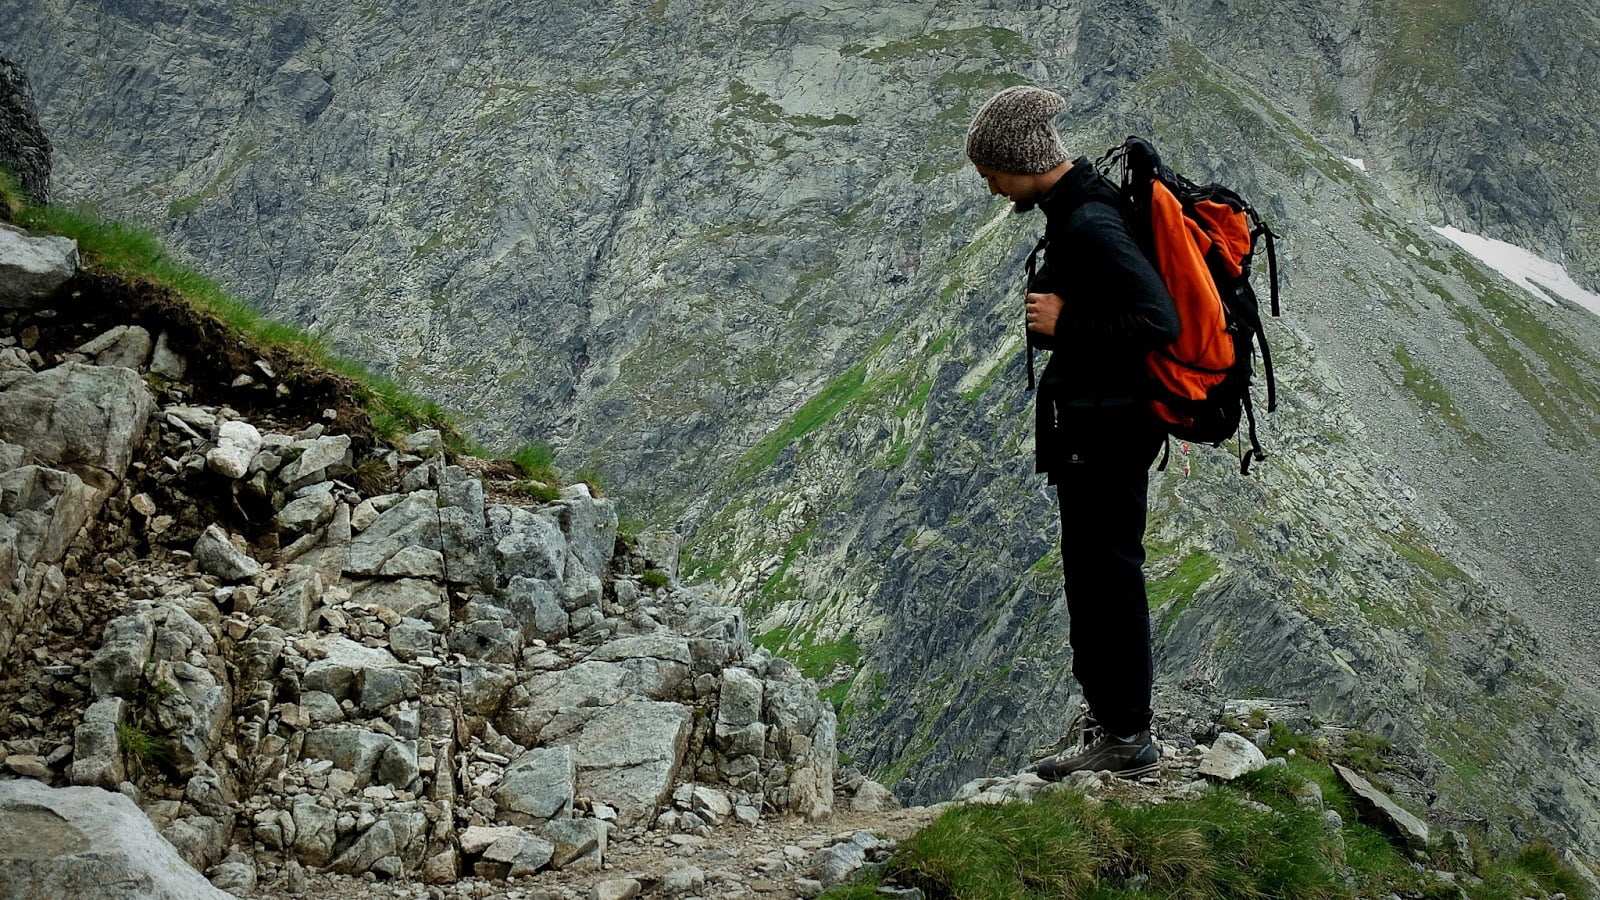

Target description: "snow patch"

left=1432, top=225, right=1600, bottom=319
left=1341, top=157, right=1368, bottom=172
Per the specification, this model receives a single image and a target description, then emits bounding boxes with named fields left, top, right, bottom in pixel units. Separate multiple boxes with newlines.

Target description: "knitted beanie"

left=964, top=85, right=1069, bottom=174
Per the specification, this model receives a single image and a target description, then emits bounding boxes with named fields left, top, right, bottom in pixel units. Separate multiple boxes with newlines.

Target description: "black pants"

left=1054, top=422, right=1164, bottom=738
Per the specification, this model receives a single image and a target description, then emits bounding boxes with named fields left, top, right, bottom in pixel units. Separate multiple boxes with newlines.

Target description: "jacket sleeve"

left=1056, top=202, right=1181, bottom=348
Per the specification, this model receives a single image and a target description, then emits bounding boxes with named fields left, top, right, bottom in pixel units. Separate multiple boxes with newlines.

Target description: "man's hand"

left=1025, top=292, right=1064, bottom=337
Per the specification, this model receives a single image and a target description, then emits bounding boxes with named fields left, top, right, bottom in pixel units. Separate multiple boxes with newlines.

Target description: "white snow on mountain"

left=1433, top=225, right=1600, bottom=319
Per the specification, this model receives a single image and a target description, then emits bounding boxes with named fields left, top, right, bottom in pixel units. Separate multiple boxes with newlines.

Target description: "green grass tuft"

left=10, top=189, right=463, bottom=445
left=640, top=569, right=670, bottom=590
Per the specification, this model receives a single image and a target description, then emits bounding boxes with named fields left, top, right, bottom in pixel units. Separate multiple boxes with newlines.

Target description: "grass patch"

left=1148, top=551, right=1219, bottom=636
left=828, top=753, right=1592, bottom=900
left=1392, top=344, right=1481, bottom=442
left=1381, top=530, right=1470, bottom=586
left=640, top=569, right=670, bottom=590
left=736, top=360, right=870, bottom=477
left=11, top=192, right=463, bottom=446
left=876, top=781, right=1345, bottom=899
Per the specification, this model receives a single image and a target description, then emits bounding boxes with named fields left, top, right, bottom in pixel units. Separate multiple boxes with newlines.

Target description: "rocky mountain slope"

left=3, top=0, right=1599, bottom=872
left=0, top=223, right=876, bottom=896
left=11, top=205, right=1567, bottom=900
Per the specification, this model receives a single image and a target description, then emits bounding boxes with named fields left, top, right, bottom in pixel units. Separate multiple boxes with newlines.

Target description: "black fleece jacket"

left=1028, top=158, right=1180, bottom=475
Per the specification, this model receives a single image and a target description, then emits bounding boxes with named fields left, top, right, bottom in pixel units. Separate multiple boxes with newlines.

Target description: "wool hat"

left=964, top=85, right=1069, bottom=174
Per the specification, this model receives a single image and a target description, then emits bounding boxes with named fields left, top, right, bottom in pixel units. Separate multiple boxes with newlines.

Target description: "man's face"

left=974, top=165, right=1040, bottom=211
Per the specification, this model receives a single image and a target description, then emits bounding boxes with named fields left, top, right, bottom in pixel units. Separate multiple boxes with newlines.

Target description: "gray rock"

left=0, top=58, right=52, bottom=204
left=851, top=779, right=900, bottom=813
left=159, top=814, right=225, bottom=874
left=502, top=575, right=568, bottom=640
left=301, top=635, right=405, bottom=700
left=359, top=665, right=422, bottom=713
left=482, top=830, right=555, bottom=877
left=206, top=419, right=263, bottom=479
left=69, top=698, right=127, bottom=789
left=492, top=506, right=566, bottom=581
left=690, top=785, right=732, bottom=825
left=302, top=727, right=411, bottom=788
left=149, top=331, right=186, bottom=380
left=592, top=877, right=642, bottom=900
left=346, top=491, right=442, bottom=577
left=331, top=820, right=396, bottom=875
left=559, top=699, right=691, bottom=828
left=290, top=795, right=338, bottom=867
left=1334, top=763, right=1431, bottom=850
left=541, top=817, right=607, bottom=871
left=718, top=667, right=764, bottom=727
left=193, top=524, right=261, bottom=581
left=279, top=434, right=352, bottom=484
left=0, top=781, right=232, bottom=898
left=182, top=762, right=235, bottom=820
left=0, top=363, right=152, bottom=484
left=1198, top=732, right=1269, bottom=780
left=352, top=578, right=445, bottom=619
left=86, top=610, right=156, bottom=698
left=275, top=490, right=336, bottom=535
left=661, top=863, right=706, bottom=894
left=257, top=570, right=322, bottom=631
left=811, top=839, right=868, bottom=888
left=0, top=228, right=76, bottom=308
left=492, top=746, right=577, bottom=825
left=401, top=429, right=444, bottom=454
left=92, top=325, right=153, bottom=370
left=208, top=853, right=257, bottom=895
left=459, top=824, right=522, bottom=855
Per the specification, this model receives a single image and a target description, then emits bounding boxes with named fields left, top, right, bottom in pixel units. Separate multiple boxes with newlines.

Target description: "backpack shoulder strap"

left=1024, top=234, right=1048, bottom=390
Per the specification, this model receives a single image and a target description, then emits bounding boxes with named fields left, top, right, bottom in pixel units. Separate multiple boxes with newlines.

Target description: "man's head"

left=965, top=85, right=1071, bottom=211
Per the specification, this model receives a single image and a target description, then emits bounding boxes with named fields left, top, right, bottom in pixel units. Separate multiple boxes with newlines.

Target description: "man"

left=965, top=85, right=1179, bottom=778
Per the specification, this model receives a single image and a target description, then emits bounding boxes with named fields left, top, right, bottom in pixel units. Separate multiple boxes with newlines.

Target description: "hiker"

left=965, top=86, right=1179, bottom=779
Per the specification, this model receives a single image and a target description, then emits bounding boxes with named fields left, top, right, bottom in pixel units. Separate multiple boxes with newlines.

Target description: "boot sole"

left=1110, top=761, right=1160, bottom=779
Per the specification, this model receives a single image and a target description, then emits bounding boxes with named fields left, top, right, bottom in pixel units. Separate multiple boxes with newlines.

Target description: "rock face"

left=0, top=271, right=839, bottom=894
left=0, top=55, right=49, bottom=204
left=0, top=780, right=232, bottom=899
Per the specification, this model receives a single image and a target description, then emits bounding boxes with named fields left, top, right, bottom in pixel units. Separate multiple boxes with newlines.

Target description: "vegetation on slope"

left=1, top=166, right=464, bottom=448
left=1, top=166, right=600, bottom=493
left=825, top=752, right=1590, bottom=900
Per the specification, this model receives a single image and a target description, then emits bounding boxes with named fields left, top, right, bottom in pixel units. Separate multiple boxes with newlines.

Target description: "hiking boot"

left=1035, top=729, right=1159, bottom=781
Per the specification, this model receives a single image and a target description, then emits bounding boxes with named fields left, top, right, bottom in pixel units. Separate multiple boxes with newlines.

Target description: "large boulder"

left=0, top=780, right=232, bottom=899
left=0, top=228, right=76, bottom=308
left=0, top=363, right=152, bottom=488
left=492, top=746, right=577, bottom=826
left=556, top=699, right=692, bottom=828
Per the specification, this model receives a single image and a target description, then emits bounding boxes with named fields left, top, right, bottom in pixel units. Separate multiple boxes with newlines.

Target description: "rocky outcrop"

left=0, top=56, right=49, bottom=205
left=0, top=779, right=231, bottom=899
left=0, top=239, right=838, bottom=894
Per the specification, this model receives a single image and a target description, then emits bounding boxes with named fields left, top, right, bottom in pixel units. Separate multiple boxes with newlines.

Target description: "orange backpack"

left=1099, top=137, right=1281, bottom=473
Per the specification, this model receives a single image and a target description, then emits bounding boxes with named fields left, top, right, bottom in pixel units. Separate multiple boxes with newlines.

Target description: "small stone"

left=5, top=754, right=50, bottom=779
left=591, top=877, right=641, bottom=900
left=1197, top=732, right=1268, bottom=780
